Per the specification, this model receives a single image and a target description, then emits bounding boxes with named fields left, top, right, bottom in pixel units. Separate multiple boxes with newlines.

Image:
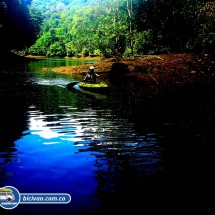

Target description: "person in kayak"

left=83, top=66, right=100, bottom=83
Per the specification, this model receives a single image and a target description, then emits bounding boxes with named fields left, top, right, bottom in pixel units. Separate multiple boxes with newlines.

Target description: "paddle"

left=67, top=81, right=80, bottom=87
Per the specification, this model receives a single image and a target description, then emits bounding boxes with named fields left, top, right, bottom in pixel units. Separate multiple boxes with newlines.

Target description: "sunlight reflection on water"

left=0, top=59, right=164, bottom=214
left=0, top=102, right=163, bottom=213
left=22, top=105, right=163, bottom=172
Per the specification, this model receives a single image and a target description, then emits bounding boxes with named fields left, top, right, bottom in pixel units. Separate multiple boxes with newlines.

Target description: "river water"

left=0, top=58, right=215, bottom=214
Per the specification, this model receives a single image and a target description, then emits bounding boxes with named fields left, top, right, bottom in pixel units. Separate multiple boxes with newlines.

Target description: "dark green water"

left=0, top=58, right=215, bottom=214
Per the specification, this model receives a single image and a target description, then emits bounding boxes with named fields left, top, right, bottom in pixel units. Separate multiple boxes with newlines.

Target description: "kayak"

left=67, top=81, right=109, bottom=95
left=78, top=82, right=109, bottom=89
left=78, top=82, right=109, bottom=94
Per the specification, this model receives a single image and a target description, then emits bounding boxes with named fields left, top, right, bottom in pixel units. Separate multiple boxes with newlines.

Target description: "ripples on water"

left=0, top=67, right=164, bottom=212
left=1, top=60, right=215, bottom=213
left=24, top=105, right=163, bottom=174
left=0, top=98, right=163, bottom=213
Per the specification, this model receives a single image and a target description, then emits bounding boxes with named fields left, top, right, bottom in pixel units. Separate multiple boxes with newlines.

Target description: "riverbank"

left=47, top=53, right=215, bottom=88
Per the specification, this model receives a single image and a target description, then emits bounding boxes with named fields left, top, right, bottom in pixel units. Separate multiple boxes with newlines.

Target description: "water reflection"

left=0, top=63, right=37, bottom=186
left=0, top=58, right=164, bottom=213
left=23, top=105, right=163, bottom=174
left=1, top=97, right=162, bottom=213
left=27, top=58, right=100, bottom=69
left=2, top=58, right=215, bottom=213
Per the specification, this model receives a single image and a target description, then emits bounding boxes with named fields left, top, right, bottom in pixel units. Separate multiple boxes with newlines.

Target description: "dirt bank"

left=49, top=53, right=215, bottom=88
left=49, top=57, right=113, bottom=74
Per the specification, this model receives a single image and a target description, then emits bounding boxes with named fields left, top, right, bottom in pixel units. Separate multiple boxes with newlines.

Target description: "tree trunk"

left=127, top=0, right=133, bottom=56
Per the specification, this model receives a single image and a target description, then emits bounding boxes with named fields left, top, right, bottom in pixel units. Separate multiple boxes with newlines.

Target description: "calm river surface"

left=0, top=58, right=215, bottom=214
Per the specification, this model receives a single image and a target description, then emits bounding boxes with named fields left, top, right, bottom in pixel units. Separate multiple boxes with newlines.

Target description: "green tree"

left=135, top=0, right=207, bottom=53
left=194, top=1, right=215, bottom=53
left=28, top=0, right=215, bottom=57
left=48, top=42, right=66, bottom=56
left=28, top=32, right=54, bottom=56
left=133, top=29, right=154, bottom=55
left=29, top=1, right=130, bottom=57
left=0, top=0, right=37, bottom=55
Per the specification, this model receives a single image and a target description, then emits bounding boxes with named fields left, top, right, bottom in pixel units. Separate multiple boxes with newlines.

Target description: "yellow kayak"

left=78, top=82, right=109, bottom=89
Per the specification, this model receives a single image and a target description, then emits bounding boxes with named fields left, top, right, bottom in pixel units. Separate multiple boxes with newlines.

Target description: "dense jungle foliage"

left=1, top=0, right=215, bottom=58
left=0, top=0, right=39, bottom=56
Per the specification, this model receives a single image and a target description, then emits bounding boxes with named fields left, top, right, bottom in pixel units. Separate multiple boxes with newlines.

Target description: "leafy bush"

left=49, top=42, right=66, bottom=57
left=133, top=30, right=153, bottom=55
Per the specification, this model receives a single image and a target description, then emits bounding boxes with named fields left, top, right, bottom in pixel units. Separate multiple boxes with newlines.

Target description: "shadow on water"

left=65, top=75, right=215, bottom=212
left=0, top=63, right=38, bottom=185
left=89, top=77, right=215, bottom=212
left=1, top=59, right=215, bottom=213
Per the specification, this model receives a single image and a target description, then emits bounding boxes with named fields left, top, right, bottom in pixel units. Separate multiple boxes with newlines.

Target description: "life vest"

left=85, top=71, right=96, bottom=82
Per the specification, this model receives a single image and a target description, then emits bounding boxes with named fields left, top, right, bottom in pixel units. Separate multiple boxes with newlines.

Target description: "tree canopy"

left=0, top=0, right=41, bottom=54
left=1, top=0, right=215, bottom=58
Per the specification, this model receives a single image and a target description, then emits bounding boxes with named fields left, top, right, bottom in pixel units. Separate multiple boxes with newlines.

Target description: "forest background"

left=1, top=0, right=215, bottom=59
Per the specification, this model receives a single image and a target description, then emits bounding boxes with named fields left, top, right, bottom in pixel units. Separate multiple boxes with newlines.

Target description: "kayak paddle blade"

left=67, top=81, right=79, bottom=89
